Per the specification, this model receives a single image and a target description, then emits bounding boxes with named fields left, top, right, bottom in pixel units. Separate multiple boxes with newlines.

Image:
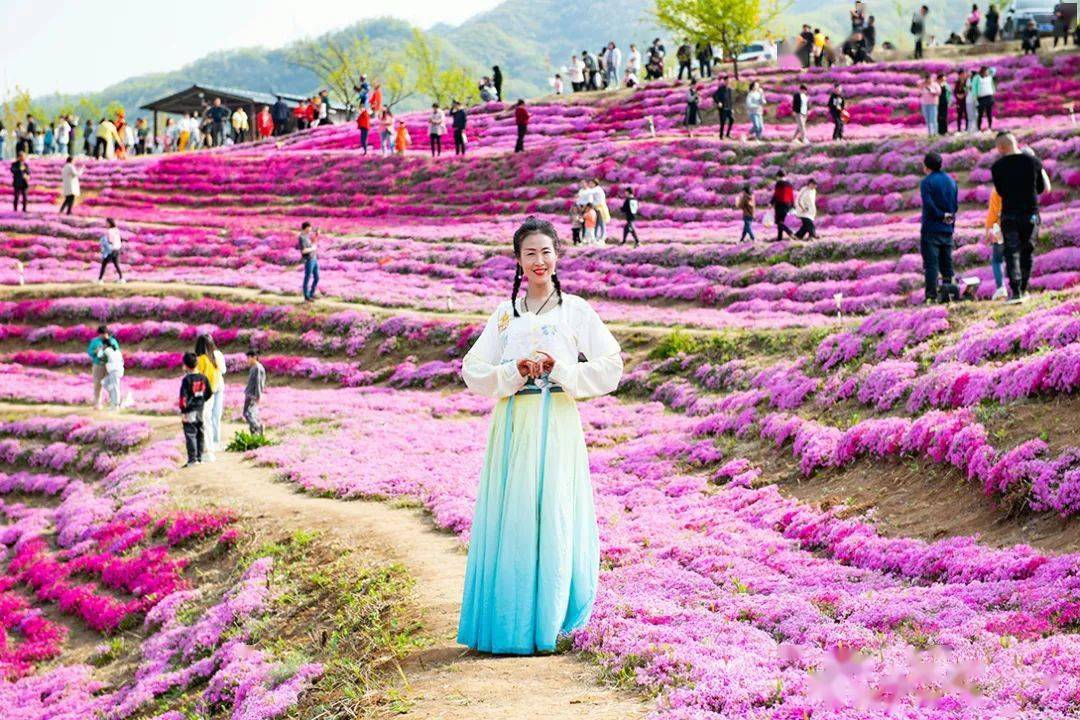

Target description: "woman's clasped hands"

left=517, top=351, right=555, bottom=379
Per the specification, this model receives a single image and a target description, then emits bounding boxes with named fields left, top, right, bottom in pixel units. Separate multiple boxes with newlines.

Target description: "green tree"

left=1, top=86, right=48, bottom=129
left=105, top=100, right=125, bottom=119
left=405, top=29, right=478, bottom=107
left=653, top=0, right=786, bottom=80
left=290, top=34, right=416, bottom=112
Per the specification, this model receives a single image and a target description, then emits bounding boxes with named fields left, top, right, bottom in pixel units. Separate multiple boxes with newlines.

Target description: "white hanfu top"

left=462, top=294, right=623, bottom=399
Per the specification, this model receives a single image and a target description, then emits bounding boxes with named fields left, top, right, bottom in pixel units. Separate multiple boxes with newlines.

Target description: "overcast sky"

left=1, top=0, right=502, bottom=97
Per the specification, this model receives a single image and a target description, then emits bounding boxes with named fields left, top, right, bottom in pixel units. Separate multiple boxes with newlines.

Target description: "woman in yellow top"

left=195, top=335, right=227, bottom=461
left=985, top=189, right=1007, bottom=301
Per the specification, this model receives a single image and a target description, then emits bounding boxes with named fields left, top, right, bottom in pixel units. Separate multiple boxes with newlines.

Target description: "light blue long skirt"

left=456, top=391, right=600, bottom=654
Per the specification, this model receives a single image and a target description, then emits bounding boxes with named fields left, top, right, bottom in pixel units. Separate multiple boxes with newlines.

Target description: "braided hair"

left=511, top=216, right=563, bottom=317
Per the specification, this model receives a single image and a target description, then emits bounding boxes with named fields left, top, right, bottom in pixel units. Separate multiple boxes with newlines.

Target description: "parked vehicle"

left=736, top=41, right=778, bottom=64
left=1002, top=0, right=1065, bottom=39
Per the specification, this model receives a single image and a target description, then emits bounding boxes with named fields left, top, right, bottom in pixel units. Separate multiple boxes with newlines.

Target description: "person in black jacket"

left=492, top=66, right=503, bottom=100
left=991, top=132, right=1048, bottom=304
left=11, top=151, right=28, bottom=212
left=828, top=84, right=846, bottom=140
left=712, top=76, right=735, bottom=139
left=792, top=84, right=810, bottom=143
left=620, top=187, right=641, bottom=247
left=451, top=101, right=467, bottom=156
left=272, top=97, right=291, bottom=136
left=179, top=352, right=215, bottom=467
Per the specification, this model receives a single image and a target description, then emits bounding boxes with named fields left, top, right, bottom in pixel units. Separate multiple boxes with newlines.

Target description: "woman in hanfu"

left=457, top=217, right=623, bottom=655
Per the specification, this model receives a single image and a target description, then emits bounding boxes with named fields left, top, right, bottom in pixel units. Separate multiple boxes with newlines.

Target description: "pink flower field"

left=3, top=50, right=1080, bottom=719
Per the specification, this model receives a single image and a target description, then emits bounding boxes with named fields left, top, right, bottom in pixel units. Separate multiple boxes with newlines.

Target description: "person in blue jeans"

left=298, top=221, right=320, bottom=301
left=919, top=152, right=959, bottom=303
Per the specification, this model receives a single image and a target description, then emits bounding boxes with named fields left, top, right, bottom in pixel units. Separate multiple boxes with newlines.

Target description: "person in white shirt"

left=102, top=344, right=124, bottom=410
left=589, top=179, right=609, bottom=242
left=792, top=83, right=810, bottom=143
left=627, top=43, right=642, bottom=75
left=428, top=103, right=446, bottom=157
left=457, top=217, right=622, bottom=656
left=60, top=157, right=81, bottom=215
left=55, top=117, right=72, bottom=156
left=794, top=179, right=818, bottom=239
left=606, top=42, right=622, bottom=87
left=570, top=55, right=585, bottom=92
left=553, top=74, right=564, bottom=95
left=624, top=67, right=640, bottom=88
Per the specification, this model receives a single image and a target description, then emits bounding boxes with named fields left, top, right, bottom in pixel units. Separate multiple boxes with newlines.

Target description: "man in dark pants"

left=1054, top=2, right=1073, bottom=46
left=770, top=170, right=796, bottom=243
left=919, top=152, right=959, bottom=303
left=451, top=101, right=467, bottom=156
left=179, top=352, right=214, bottom=467
left=513, top=100, right=529, bottom=153
left=991, top=132, right=1048, bottom=304
left=620, top=187, right=641, bottom=247
left=712, top=76, right=734, bottom=139
left=208, top=98, right=230, bottom=147
left=912, top=5, right=929, bottom=59
left=272, top=97, right=291, bottom=136
left=10, top=151, right=29, bottom=212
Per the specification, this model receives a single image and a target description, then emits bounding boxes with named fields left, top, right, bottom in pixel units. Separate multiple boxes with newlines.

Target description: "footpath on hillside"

left=133, top=411, right=649, bottom=719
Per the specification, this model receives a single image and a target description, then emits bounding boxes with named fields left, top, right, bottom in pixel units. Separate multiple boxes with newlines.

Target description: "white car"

left=736, top=41, right=777, bottom=64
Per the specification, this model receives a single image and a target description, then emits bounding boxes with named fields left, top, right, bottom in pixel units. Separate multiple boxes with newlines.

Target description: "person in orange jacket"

left=393, top=119, right=411, bottom=155
left=369, top=83, right=383, bottom=113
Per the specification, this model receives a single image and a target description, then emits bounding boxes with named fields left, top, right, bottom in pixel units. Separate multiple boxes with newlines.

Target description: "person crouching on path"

left=298, top=221, right=320, bottom=301
left=87, top=325, right=120, bottom=410
left=794, top=179, right=818, bottom=239
left=179, top=352, right=214, bottom=467
left=243, top=349, right=266, bottom=435
left=919, top=151, right=960, bottom=303
left=97, top=218, right=124, bottom=284
left=770, top=170, right=796, bottom=242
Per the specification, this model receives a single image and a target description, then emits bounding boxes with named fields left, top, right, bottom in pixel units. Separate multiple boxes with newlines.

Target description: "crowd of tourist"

left=84, top=320, right=267, bottom=462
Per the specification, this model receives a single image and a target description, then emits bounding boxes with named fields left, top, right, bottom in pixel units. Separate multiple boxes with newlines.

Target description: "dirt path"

left=151, top=417, right=649, bottom=720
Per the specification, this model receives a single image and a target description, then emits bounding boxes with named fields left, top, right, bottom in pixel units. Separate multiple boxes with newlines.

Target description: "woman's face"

left=518, top=233, right=557, bottom=284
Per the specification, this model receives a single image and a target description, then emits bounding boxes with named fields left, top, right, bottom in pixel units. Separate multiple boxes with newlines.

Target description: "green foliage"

left=227, top=430, right=276, bottom=452
left=406, top=29, right=479, bottom=107
left=650, top=328, right=701, bottom=360
left=653, top=0, right=786, bottom=78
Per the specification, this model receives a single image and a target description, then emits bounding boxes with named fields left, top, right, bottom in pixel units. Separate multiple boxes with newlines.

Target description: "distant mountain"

left=32, top=0, right=973, bottom=117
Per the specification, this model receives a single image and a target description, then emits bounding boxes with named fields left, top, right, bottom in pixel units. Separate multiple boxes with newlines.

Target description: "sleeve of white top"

left=548, top=300, right=623, bottom=399
left=462, top=307, right=527, bottom=398
left=216, top=350, right=228, bottom=377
